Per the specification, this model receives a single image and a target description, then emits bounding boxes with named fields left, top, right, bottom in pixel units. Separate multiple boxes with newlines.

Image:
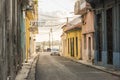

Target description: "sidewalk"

left=68, top=57, right=120, bottom=77
left=15, top=53, right=39, bottom=80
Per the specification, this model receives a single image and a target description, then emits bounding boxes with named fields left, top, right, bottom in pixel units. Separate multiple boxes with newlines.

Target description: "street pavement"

left=35, top=52, right=120, bottom=80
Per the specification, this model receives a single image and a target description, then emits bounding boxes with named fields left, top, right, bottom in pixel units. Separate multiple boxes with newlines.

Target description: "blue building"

left=88, top=0, right=120, bottom=68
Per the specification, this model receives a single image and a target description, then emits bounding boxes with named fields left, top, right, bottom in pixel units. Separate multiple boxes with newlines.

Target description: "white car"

left=50, top=49, right=60, bottom=56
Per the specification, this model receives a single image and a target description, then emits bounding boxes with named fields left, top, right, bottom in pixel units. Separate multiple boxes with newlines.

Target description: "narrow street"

left=35, top=52, right=120, bottom=80
left=0, top=0, right=120, bottom=80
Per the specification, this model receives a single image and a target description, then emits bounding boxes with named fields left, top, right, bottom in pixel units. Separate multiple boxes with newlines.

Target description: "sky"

left=38, top=0, right=75, bottom=12
left=36, top=0, right=76, bottom=42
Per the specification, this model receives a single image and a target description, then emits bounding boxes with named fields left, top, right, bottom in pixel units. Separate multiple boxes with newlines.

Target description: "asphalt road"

left=35, top=52, right=120, bottom=80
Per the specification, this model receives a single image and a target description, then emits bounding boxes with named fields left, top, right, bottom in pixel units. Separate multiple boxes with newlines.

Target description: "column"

left=94, top=13, right=98, bottom=64
left=113, top=3, right=120, bottom=68
left=101, top=9, right=107, bottom=66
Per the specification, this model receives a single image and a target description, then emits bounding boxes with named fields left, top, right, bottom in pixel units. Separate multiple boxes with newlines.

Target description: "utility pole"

left=67, top=17, right=69, bottom=24
left=50, top=28, right=53, bottom=49
left=49, top=32, right=50, bottom=49
left=49, top=28, right=52, bottom=50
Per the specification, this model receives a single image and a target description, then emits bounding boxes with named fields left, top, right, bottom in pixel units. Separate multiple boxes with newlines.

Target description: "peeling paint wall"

left=0, top=0, right=24, bottom=80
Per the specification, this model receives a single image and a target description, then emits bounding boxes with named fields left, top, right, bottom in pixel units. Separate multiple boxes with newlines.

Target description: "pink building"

left=74, top=0, right=95, bottom=63
left=82, top=11, right=95, bottom=62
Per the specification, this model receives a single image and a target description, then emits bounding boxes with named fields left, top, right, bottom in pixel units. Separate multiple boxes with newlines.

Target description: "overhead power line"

left=39, top=14, right=60, bottom=18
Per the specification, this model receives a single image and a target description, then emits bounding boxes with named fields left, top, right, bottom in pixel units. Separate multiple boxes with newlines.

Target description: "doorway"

left=97, top=13, right=102, bottom=61
left=70, top=38, right=74, bottom=57
left=76, top=37, right=78, bottom=57
left=72, top=37, right=74, bottom=57
left=88, top=37, right=92, bottom=60
left=106, top=8, right=113, bottom=64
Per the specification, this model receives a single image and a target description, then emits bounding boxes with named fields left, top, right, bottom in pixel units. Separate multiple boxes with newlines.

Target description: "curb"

left=26, top=54, right=39, bottom=80
left=77, top=61, right=120, bottom=77
left=15, top=54, right=39, bottom=80
left=66, top=57, right=120, bottom=77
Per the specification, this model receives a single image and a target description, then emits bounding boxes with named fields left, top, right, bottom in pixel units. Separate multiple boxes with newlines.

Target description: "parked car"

left=50, top=49, right=60, bottom=56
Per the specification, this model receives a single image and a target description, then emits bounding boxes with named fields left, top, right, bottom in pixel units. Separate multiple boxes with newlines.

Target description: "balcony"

left=28, top=27, right=38, bottom=34
left=21, top=0, right=34, bottom=11
left=74, top=0, right=92, bottom=15
left=28, top=20, right=39, bottom=34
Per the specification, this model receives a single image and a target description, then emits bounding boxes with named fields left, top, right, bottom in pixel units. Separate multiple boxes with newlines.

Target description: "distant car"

left=50, top=49, right=60, bottom=56
left=47, top=48, right=51, bottom=52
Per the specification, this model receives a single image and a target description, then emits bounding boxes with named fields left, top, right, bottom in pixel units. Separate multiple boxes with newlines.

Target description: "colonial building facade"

left=74, top=0, right=95, bottom=62
left=0, top=0, right=25, bottom=80
left=74, top=0, right=120, bottom=69
left=61, top=25, right=68, bottom=57
left=90, top=0, right=120, bottom=68
left=0, top=0, right=38, bottom=80
left=25, top=0, right=38, bottom=62
left=61, top=17, right=82, bottom=59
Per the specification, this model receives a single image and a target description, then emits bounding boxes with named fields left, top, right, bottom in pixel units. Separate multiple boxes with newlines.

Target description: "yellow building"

left=25, top=0, right=38, bottom=62
left=25, top=15, right=30, bottom=62
left=61, top=25, right=67, bottom=56
left=61, top=19, right=82, bottom=60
